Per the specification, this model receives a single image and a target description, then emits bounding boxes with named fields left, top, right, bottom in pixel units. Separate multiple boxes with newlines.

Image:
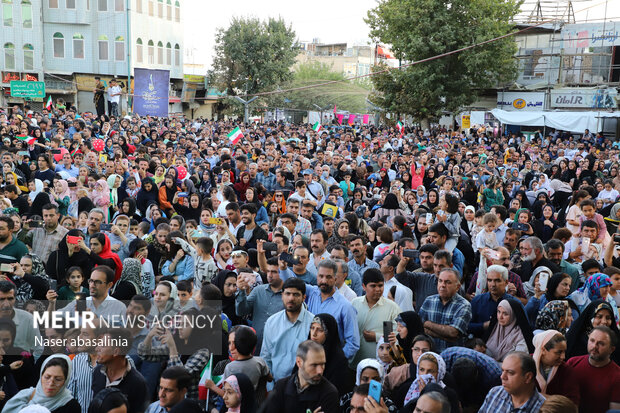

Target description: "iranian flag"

left=16, top=135, right=36, bottom=145
left=227, top=126, right=243, bottom=145
left=45, top=96, right=53, bottom=110
left=198, top=354, right=223, bottom=401
left=396, top=121, right=404, bottom=133
left=312, top=122, right=322, bottom=133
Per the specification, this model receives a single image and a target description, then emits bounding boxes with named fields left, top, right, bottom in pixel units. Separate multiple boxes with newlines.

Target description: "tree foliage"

left=265, top=61, right=370, bottom=113
left=209, top=17, right=299, bottom=96
left=366, top=0, right=521, bottom=122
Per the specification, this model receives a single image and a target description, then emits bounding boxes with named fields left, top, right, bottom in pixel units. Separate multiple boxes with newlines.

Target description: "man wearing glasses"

left=56, top=266, right=126, bottom=320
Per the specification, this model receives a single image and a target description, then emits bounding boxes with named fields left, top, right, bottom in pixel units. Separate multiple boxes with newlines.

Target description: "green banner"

left=10, top=81, right=45, bottom=98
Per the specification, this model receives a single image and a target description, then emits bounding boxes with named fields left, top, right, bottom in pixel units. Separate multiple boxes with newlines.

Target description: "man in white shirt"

left=107, top=79, right=122, bottom=117
left=308, top=229, right=330, bottom=274
left=380, top=254, right=414, bottom=311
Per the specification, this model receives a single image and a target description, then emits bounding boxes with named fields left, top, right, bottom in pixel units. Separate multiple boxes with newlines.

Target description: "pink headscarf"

left=224, top=375, right=241, bottom=413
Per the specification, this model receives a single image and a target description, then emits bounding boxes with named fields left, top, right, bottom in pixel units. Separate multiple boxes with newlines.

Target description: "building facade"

left=1, top=0, right=184, bottom=113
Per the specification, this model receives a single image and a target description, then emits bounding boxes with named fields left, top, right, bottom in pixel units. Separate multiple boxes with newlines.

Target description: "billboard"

left=133, top=68, right=169, bottom=117
left=496, top=91, right=545, bottom=111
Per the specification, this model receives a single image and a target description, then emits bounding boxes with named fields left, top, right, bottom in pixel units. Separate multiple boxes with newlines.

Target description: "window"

left=2, top=0, right=13, bottom=27
left=157, top=0, right=162, bottom=17
left=136, top=38, right=143, bottom=63
left=165, top=0, right=170, bottom=20
left=166, top=42, right=171, bottom=65
left=147, top=0, right=152, bottom=15
left=49, top=0, right=58, bottom=7
left=135, top=0, right=141, bottom=13
left=98, top=0, right=106, bottom=11
left=174, top=43, right=180, bottom=66
left=53, top=32, right=64, bottom=58
left=98, top=34, right=108, bottom=60
left=174, top=0, right=179, bottom=22
left=73, top=33, right=84, bottom=58
left=23, top=43, right=33, bottom=70
left=66, top=0, right=75, bottom=8
left=114, top=0, right=122, bottom=11
left=115, top=35, right=124, bottom=60
left=157, top=41, right=163, bottom=64
left=4, top=43, right=15, bottom=70
left=21, top=0, right=31, bottom=28
left=147, top=40, right=154, bottom=64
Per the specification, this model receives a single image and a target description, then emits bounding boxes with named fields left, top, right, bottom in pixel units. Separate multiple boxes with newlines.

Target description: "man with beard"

left=545, top=239, right=580, bottom=293
left=266, top=340, right=339, bottom=413
left=79, top=208, right=105, bottom=245
left=26, top=204, right=68, bottom=263
left=0, top=216, right=28, bottom=263
left=567, top=326, right=620, bottom=413
left=515, top=236, right=559, bottom=282
left=278, top=259, right=359, bottom=359
left=466, top=246, right=527, bottom=305
left=236, top=255, right=284, bottom=354
left=235, top=203, right=268, bottom=251
left=260, top=277, right=314, bottom=381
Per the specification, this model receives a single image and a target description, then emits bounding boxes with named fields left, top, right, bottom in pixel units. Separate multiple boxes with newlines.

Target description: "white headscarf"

left=355, top=358, right=384, bottom=386
left=3, top=354, right=74, bottom=413
left=28, top=179, right=44, bottom=202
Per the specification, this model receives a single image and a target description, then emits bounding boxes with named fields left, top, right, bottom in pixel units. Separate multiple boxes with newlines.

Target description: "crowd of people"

left=0, top=102, right=617, bottom=413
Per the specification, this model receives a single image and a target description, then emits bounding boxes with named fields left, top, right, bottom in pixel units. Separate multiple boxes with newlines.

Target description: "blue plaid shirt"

left=479, top=385, right=545, bottom=413
left=255, top=171, right=276, bottom=191
left=441, top=347, right=501, bottom=390
left=419, top=293, right=472, bottom=352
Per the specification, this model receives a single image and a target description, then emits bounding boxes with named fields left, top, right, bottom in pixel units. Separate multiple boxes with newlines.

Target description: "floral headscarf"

left=403, top=352, right=446, bottom=405
left=535, top=300, right=571, bottom=333
left=580, top=273, right=612, bottom=301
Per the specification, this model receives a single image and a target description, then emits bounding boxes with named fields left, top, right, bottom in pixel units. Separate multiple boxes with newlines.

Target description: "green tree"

left=209, top=17, right=299, bottom=97
left=366, top=0, right=520, bottom=125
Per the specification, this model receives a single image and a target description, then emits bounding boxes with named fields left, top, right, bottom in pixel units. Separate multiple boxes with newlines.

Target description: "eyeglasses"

left=88, top=279, right=105, bottom=286
left=42, top=375, right=65, bottom=385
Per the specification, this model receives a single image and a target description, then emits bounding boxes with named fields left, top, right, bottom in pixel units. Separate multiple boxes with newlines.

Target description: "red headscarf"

left=97, top=233, right=123, bottom=282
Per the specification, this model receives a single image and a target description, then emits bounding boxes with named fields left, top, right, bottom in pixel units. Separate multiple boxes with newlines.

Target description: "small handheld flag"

left=16, top=135, right=36, bottom=145
left=312, top=122, right=322, bottom=133
left=199, top=354, right=223, bottom=401
left=45, top=96, right=53, bottom=111
left=227, top=126, right=243, bottom=145
left=396, top=121, right=404, bottom=133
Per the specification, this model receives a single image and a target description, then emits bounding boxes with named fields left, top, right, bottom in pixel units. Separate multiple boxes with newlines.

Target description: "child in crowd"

left=436, top=193, right=461, bottom=252
left=474, top=212, right=500, bottom=295
left=56, top=266, right=88, bottom=305
left=125, top=176, right=139, bottom=198
left=176, top=279, right=198, bottom=312
left=373, top=227, right=393, bottom=261
left=175, top=236, right=219, bottom=290
left=579, top=199, right=608, bottom=244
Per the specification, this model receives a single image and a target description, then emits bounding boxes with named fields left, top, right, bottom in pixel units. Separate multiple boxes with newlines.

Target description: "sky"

left=183, top=0, right=616, bottom=72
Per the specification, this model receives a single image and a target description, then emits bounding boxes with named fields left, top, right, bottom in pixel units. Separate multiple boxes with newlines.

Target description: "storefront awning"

left=490, top=109, right=620, bottom=132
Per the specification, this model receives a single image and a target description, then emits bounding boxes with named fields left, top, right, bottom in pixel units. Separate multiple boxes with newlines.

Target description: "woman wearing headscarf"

left=402, top=352, right=447, bottom=406
left=524, top=266, right=553, bottom=299
left=106, top=174, right=127, bottom=217
left=2, top=354, right=80, bottom=413
left=307, top=314, right=352, bottom=396
left=213, top=269, right=245, bottom=326
left=233, top=172, right=252, bottom=202
left=568, top=273, right=619, bottom=321
left=387, top=311, right=424, bottom=365
left=91, top=179, right=110, bottom=218
left=149, top=280, right=180, bottom=318
left=371, top=193, right=407, bottom=223
left=566, top=299, right=620, bottom=364
left=483, top=299, right=534, bottom=363
left=532, top=330, right=580, bottom=405
left=158, top=175, right=180, bottom=217
left=326, top=218, right=349, bottom=252
left=113, top=197, right=139, bottom=221
left=46, top=229, right=94, bottom=284
left=525, top=272, right=574, bottom=326
left=50, top=180, right=71, bottom=216
left=339, top=359, right=399, bottom=413
left=535, top=300, right=574, bottom=334
left=136, top=177, right=159, bottom=216
left=374, top=168, right=391, bottom=189
left=221, top=373, right=256, bottom=413
left=77, top=232, right=123, bottom=282
left=28, top=178, right=43, bottom=204
left=110, top=258, right=142, bottom=300
left=422, top=189, right=439, bottom=212
left=28, top=179, right=51, bottom=217
left=532, top=191, right=552, bottom=220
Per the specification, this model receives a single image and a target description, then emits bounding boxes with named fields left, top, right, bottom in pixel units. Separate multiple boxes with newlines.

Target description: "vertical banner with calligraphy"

left=133, top=68, right=169, bottom=117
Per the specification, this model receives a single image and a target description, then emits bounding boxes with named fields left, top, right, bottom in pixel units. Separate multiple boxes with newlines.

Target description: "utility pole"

left=126, top=0, right=131, bottom=114
left=312, top=103, right=332, bottom=124
left=233, top=96, right=257, bottom=123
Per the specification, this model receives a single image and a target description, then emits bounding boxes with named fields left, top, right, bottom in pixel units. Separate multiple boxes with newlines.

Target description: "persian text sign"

left=133, top=68, right=169, bottom=117
left=10, top=81, right=45, bottom=98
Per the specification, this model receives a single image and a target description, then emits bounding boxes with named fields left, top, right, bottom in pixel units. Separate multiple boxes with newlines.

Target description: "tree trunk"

left=420, top=118, right=430, bottom=131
